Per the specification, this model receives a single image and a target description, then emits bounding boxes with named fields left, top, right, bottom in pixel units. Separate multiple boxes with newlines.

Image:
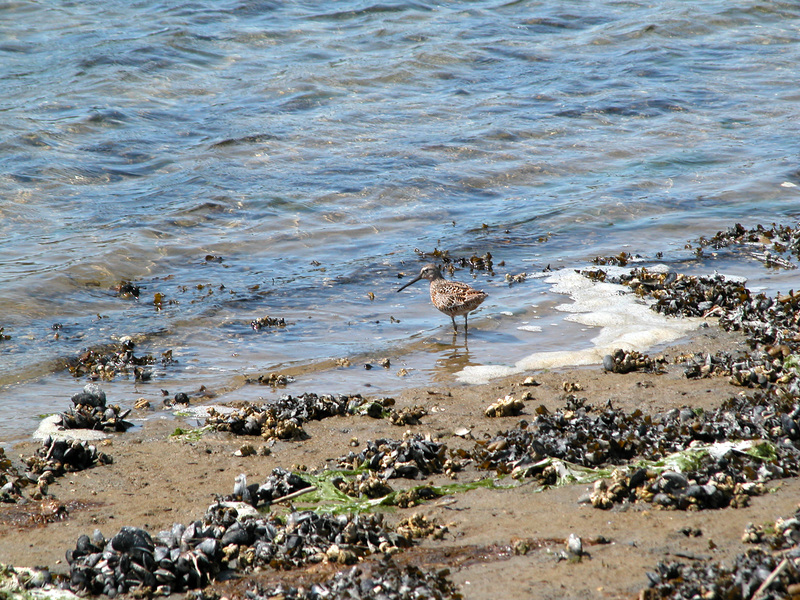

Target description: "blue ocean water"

left=2, top=0, right=800, bottom=441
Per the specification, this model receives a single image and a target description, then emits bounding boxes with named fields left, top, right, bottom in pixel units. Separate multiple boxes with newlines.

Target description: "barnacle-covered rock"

left=332, top=472, right=394, bottom=499
left=485, top=395, right=525, bottom=417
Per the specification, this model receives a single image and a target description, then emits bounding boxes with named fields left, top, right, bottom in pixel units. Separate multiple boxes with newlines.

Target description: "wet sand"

left=2, top=323, right=798, bottom=599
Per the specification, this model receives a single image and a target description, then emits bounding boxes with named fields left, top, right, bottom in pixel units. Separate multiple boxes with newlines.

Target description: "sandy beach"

left=3, top=319, right=799, bottom=599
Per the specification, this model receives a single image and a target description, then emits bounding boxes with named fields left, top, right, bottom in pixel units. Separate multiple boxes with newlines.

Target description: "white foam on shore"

left=458, top=267, right=704, bottom=384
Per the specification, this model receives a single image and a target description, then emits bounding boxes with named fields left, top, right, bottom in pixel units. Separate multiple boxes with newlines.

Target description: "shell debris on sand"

left=246, top=558, right=461, bottom=600
left=646, top=507, right=800, bottom=599
left=12, top=221, right=800, bottom=600
left=8, top=386, right=123, bottom=503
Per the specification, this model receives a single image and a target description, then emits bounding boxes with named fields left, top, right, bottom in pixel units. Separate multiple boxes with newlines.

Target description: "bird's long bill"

left=397, top=274, right=423, bottom=292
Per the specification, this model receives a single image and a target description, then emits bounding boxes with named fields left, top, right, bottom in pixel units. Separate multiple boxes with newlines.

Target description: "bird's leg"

left=451, top=315, right=458, bottom=333
left=464, top=315, right=469, bottom=334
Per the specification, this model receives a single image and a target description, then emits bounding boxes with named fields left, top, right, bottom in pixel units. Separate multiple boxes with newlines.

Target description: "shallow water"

left=2, top=0, right=800, bottom=442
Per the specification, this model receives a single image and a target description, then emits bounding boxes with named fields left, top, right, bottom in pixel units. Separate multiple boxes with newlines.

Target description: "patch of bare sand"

left=2, top=324, right=796, bottom=599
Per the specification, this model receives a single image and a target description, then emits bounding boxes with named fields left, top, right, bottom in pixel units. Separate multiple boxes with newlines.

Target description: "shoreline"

left=4, top=322, right=799, bottom=599
left=4, top=223, right=800, bottom=599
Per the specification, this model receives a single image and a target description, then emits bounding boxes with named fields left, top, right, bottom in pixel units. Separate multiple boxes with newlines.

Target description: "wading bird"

left=397, top=263, right=487, bottom=334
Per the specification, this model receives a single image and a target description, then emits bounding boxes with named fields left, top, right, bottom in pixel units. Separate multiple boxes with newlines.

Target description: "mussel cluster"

left=470, top=392, right=800, bottom=510
left=205, top=394, right=398, bottom=442
left=591, top=251, right=635, bottom=266
left=24, top=435, right=112, bottom=484
left=681, top=350, right=746, bottom=380
left=245, top=372, right=294, bottom=387
left=699, top=222, right=800, bottom=263
left=682, top=349, right=800, bottom=392
left=0, top=447, right=24, bottom=503
left=587, top=267, right=750, bottom=319
left=602, top=349, right=665, bottom=374
left=742, top=508, right=800, bottom=549
left=58, top=384, right=133, bottom=432
left=206, top=404, right=305, bottom=441
left=564, top=230, right=800, bottom=511
left=337, top=434, right=447, bottom=480
left=66, top=506, right=412, bottom=597
left=113, top=280, right=141, bottom=299
left=246, top=558, right=460, bottom=600
left=230, top=468, right=313, bottom=507
left=588, top=450, right=769, bottom=511
left=472, top=397, right=649, bottom=473
left=388, top=404, right=428, bottom=426
left=590, top=229, right=800, bottom=361
left=644, top=552, right=793, bottom=600
left=66, top=338, right=161, bottom=381
left=250, top=316, right=286, bottom=331
left=8, top=435, right=113, bottom=501
left=645, top=508, right=800, bottom=600
left=412, top=248, right=494, bottom=273
left=719, top=289, right=800, bottom=349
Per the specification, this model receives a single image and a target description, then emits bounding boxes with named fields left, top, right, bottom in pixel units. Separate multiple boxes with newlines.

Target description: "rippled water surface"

left=2, top=0, right=800, bottom=441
